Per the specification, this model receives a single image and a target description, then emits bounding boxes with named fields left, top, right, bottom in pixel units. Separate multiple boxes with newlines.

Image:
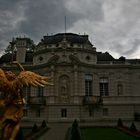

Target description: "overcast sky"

left=0, top=0, right=140, bottom=58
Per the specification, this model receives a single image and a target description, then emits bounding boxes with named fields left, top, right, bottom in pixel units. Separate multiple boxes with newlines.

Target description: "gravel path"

left=38, top=123, right=71, bottom=140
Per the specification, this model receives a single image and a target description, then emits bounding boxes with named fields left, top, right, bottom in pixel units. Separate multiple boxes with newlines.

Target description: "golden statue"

left=0, top=62, right=52, bottom=140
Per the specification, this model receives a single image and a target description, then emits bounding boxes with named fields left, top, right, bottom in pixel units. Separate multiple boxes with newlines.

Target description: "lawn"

left=81, top=127, right=138, bottom=140
left=0, top=127, right=32, bottom=137
left=22, top=127, right=32, bottom=136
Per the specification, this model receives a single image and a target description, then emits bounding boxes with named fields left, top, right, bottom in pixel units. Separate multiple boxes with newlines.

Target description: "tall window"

left=23, top=86, right=31, bottom=99
left=23, top=109, right=28, bottom=117
left=37, top=87, right=44, bottom=97
left=61, top=108, right=67, bottom=118
left=85, top=74, right=93, bottom=96
left=26, top=86, right=31, bottom=97
left=100, top=78, right=109, bottom=96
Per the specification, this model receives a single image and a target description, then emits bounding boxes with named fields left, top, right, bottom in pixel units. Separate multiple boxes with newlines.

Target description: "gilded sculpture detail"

left=0, top=62, right=51, bottom=140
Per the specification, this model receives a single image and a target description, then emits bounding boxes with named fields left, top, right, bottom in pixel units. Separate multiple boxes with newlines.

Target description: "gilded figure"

left=0, top=62, right=52, bottom=140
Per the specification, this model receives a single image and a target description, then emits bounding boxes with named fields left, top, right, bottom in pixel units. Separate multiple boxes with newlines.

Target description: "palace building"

left=0, top=33, right=140, bottom=123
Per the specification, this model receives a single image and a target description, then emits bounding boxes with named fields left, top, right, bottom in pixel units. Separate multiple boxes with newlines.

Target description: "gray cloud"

left=0, top=0, right=27, bottom=53
left=0, top=0, right=140, bottom=58
left=18, top=0, right=85, bottom=41
left=111, top=39, right=140, bottom=57
left=65, top=0, right=104, bottom=22
left=123, top=39, right=140, bottom=56
left=67, top=0, right=140, bottom=58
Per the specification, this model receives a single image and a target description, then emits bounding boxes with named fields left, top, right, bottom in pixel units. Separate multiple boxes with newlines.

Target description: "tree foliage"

left=130, top=122, right=137, bottom=132
left=4, top=37, right=36, bottom=54
left=70, top=120, right=81, bottom=140
left=117, top=118, right=123, bottom=127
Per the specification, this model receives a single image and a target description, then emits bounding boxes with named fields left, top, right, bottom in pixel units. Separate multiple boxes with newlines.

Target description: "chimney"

left=16, top=38, right=27, bottom=63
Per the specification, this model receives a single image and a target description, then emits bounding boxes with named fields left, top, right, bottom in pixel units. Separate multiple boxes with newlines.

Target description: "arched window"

left=85, top=74, right=93, bottom=96
left=99, top=77, right=109, bottom=96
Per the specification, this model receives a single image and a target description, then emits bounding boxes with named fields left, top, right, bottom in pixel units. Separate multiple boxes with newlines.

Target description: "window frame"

left=61, top=108, right=67, bottom=118
left=85, top=74, right=93, bottom=96
left=37, top=87, right=44, bottom=97
left=99, top=77, right=109, bottom=96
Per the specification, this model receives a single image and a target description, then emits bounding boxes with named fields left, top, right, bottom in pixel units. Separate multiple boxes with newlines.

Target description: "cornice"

left=34, top=47, right=96, bottom=56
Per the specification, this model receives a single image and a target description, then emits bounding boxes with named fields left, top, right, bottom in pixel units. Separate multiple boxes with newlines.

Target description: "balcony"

left=28, top=96, right=46, bottom=106
left=83, top=96, right=103, bottom=105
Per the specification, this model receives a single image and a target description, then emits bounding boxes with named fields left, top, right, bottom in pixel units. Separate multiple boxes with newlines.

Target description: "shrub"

left=41, top=120, right=47, bottom=128
left=32, top=124, right=38, bottom=133
left=15, top=127, right=24, bottom=140
left=117, top=118, right=123, bottom=127
left=130, top=122, right=137, bottom=132
left=70, top=119, right=81, bottom=140
left=72, top=119, right=79, bottom=128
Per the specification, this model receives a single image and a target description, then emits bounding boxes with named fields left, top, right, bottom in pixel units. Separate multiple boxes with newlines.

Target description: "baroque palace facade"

left=0, top=33, right=140, bottom=123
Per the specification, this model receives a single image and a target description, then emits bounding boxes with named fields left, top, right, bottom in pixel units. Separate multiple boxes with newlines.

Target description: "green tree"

left=4, top=37, right=36, bottom=54
left=70, top=120, right=81, bottom=140
left=117, top=118, right=123, bottom=127
left=130, top=122, right=137, bottom=132
left=41, top=120, right=47, bottom=128
left=32, top=124, right=38, bottom=133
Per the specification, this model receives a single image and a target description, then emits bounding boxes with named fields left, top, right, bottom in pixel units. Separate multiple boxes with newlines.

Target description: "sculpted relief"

left=59, top=75, right=70, bottom=103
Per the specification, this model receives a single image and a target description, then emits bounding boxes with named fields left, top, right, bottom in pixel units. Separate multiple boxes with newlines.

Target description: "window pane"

left=100, top=78, right=109, bottom=96
left=85, top=74, right=93, bottom=80
left=61, top=109, right=67, bottom=118
left=23, top=86, right=31, bottom=98
left=85, top=74, right=93, bottom=96
left=100, top=78, right=108, bottom=83
left=38, top=87, right=43, bottom=97
left=23, top=109, right=28, bottom=117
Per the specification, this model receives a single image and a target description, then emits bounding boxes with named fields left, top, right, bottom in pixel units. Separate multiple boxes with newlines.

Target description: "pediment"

left=69, top=55, right=81, bottom=65
left=47, top=55, right=60, bottom=64
left=47, top=54, right=81, bottom=65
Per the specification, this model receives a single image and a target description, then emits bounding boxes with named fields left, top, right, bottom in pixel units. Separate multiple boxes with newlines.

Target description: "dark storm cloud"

left=65, top=0, right=104, bottom=22
left=18, top=0, right=85, bottom=41
left=0, top=0, right=140, bottom=58
left=123, top=39, right=140, bottom=56
left=112, top=39, right=140, bottom=57
left=19, top=0, right=67, bottom=38
left=0, top=0, right=21, bottom=10
left=0, top=0, right=25, bottom=53
left=0, top=0, right=82, bottom=53
left=0, top=0, right=104, bottom=48
left=66, top=0, right=140, bottom=58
